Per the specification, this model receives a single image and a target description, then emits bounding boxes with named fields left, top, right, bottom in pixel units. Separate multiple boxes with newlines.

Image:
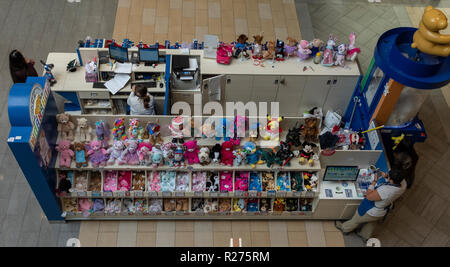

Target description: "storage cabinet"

left=276, top=76, right=306, bottom=116
left=224, top=75, right=253, bottom=104
left=323, top=76, right=357, bottom=116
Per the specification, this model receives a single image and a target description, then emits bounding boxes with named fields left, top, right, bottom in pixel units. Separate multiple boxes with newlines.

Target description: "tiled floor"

left=112, top=0, right=302, bottom=44
left=77, top=220, right=345, bottom=247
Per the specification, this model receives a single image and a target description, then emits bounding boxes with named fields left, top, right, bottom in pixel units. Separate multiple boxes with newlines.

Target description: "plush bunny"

left=56, top=140, right=74, bottom=168
left=132, top=171, right=146, bottom=191
left=334, top=43, right=347, bottom=67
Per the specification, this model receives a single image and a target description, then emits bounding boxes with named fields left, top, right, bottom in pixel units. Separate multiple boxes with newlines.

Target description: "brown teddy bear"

left=263, top=40, right=276, bottom=59
left=176, top=199, right=189, bottom=211
left=88, top=171, right=102, bottom=192
left=411, top=6, right=450, bottom=57
left=132, top=171, right=146, bottom=191
left=73, top=142, right=88, bottom=168
left=301, top=118, right=319, bottom=143
left=219, top=198, right=231, bottom=212
left=56, top=113, right=75, bottom=141
left=164, top=199, right=176, bottom=212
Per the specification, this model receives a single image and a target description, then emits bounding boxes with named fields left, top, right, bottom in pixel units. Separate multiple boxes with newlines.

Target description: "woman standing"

left=9, top=49, right=38, bottom=83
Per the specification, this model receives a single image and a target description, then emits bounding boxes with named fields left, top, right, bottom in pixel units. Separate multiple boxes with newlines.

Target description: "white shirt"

left=127, top=92, right=155, bottom=115
left=367, top=179, right=407, bottom=217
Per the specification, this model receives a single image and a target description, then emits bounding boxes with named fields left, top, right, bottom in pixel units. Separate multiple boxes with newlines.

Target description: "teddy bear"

left=262, top=172, right=275, bottom=191
left=106, top=140, right=125, bottom=165
left=219, top=198, right=231, bottom=212
left=285, top=37, right=298, bottom=57
left=134, top=199, right=147, bottom=213
left=119, top=139, right=140, bottom=165
left=192, top=172, right=206, bottom=192
left=78, top=198, right=94, bottom=215
left=219, top=171, right=233, bottom=192
left=411, top=6, right=450, bottom=57
left=273, top=198, right=286, bottom=212
left=56, top=113, right=75, bottom=141
left=57, top=171, right=72, bottom=195
left=234, top=171, right=249, bottom=192
left=310, top=38, right=324, bottom=56
left=73, top=142, right=88, bottom=168
left=220, top=140, right=235, bottom=166
left=151, top=147, right=164, bottom=168
left=161, top=142, right=176, bottom=166
left=176, top=199, right=189, bottom=211
left=191, top=199, right=204, bottom=212
left=184, top=140, right=199, bottom=165
left=73, top=171, right=88, bottom=192
left=247, top=199, right=259, bottom=212
left=210, top=144, right=221, bottom=163
left=260, top=199, right=271, bottom=212
left=63, top=198, right=77, bottom=213
left=296, top=40, right=312, bottom=60
left=137, top=142, right=153, bottom=166
left=148, top=199, right=163, bottom=213
left=164, top=199, right=176, bottom=212
left=92, top=199, right=104, bottom=213
left=252, top=33, right=264, bottom=59
left=56, top=140, right=74, bottom=168
left=148, top=171, right=161, bottom=192
left=198, top=147, right=210, bottom=165
left=132, top=171, right=146, bottom=191
left=301, top=117, right=319, bottom=143
left=145, top=121, right=163, bottom=145
left=203, top=199, right=218, bottom=213
left=234, top=34, right=250, bottom=59
left=118, top=171, right=132, bottom=191
left=103, top=171, right=118, bottom=192
left=88, top=171, right=102, bottom=192
left=76, top=118, right=92, bottom=142
left=263, top=40, right=276, bottom=59
left=87, top=140, right=108, bottom=167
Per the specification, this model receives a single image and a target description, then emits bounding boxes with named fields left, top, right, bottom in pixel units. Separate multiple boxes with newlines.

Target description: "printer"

left=171, top=55, right=200, bottom=90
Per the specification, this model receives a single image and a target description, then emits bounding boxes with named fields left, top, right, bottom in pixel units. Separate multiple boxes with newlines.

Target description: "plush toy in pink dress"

left=219, top=171, right=233, bottom=192
left=285, top=37, right=298, bottom=57
left=87, top=140, right=108, bottom=167
left=321, top=34, right=337, bottom=67
left=220, top=140, right=235, bottom=166
left=137, top=142, right=153, bottom=166
left=106, top=140, right=125, bottom=165
left=118, top=171, right=132, bottom=191
left=184, top=140, right=200, bottom=165
left=103, top=171, right=118, bottom=192
left=296, top=40, right=312, bottom=60
left=56, top=140, right=74, bottom=168
left=346, top=32, right=360, bottom=62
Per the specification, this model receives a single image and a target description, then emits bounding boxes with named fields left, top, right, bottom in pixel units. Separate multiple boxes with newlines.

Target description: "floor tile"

left=231, top=221, right=251, bottom=232
left=269, top=229, right=289, bottom=247
left=99, top=221, right=119, bottom=233
left=194, top=230, right=214, bottom=247
left=117, top=221, right=137, bottom=247
left=156, top=231, right=175, bottom=247
left=213, top=221, right=232, bottom=232
left=250, top=221, right=269, bottom=232
left=175, top=231, right=195, bottom=247
left=286, top=221, right=306, bottom=232
left=324, top=231, right=345, bottom=247
left=137, top=221, right=157, bottom=232
left=213, top=231, right=232, bottom=247
left=137, top=232, right=157, bottom=247
left=251, top=231, right=270, bottom=247
left=97, top=232, right=118, bottom=247
left=176, top=221, right=194, bottom=232
left=287, top=231, right=308, bottom=247
left=305, top=221, right=326, bottom=247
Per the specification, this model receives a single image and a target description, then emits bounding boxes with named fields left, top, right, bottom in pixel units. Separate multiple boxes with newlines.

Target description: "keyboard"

left=93, top=82, right=106, bottom=88
left=133, top=81, right=157, bottom=88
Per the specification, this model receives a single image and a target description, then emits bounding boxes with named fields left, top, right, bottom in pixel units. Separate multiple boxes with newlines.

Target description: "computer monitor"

left=139, top=48, right=159, bottom=64
left=109, top=45, right=129, bottom=63
left=323, top=166, right=360, bottom=182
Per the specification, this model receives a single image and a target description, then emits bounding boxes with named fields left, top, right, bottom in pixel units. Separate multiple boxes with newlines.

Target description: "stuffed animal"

left=234, top=171, right=249, bottom=192
left=286, top=123, right=302, bottom=147
left=127, top=118, right=145, bottom=142
left=118, top=171, right=132, bottom=191
left=285, top=37, right=298, bottom=57
left=192, top=172, right=206, bottom=192
left=173, top=145, right=185, bottom=167
left=234, top=34, right=250, bottom=59
left=184, top=140, right=199, bottom=165
left=290, top=172, right=304, bottom=192
left=346, top=32, right=361, bottom=61
left=210, top=144, right=221, bottom=163
left=198, top=147, right=210, bottom=165
left=137, top=142, right=153, bottom=166
left=151, top=147, right=164, bottom=168
left=411, top=6, right=450, bottom=57
left=78, top=199, right=93, bottom=214
left=303, top=172, right=318, bottom=191
left=297, top=40, right=312, bottom=60
left=310, top=39, right=324, bottom=56
left=145, top=121, right=163, bottom=144
left=201, top=122, right=215, bottom=138
left=135, top=199, right=147, bottom=213
left=56, top=140, right=74, bottom=168
left=233, top=198, right=246, bottom=212
left=132, top=171, right=146, bottom=191
left=286, top=199, right=299, bottom=212
left=219, top=171, right=233, bottom=192
left=106, top=140, right=125, bottom=165
left=321, top=34, right=337, bottom=66
left=205, top=172, right=219, bottom=192
left=73, top=142, right=88, bottom=168
left=220, top=140, right=235, bottom=166
left=119, top=139, right=140, bottom=165
left=105, top=199, right=121, bottom=214
left=56, top=113, right=75, bottom=141
left=95, top=120, right=110, bottom=147
left=148, top=171, right=161, bottom=192
left=300, top=198, right=313, bottom=211
left=164, top=199, right=176, bottom=212
left=63, top=198, right=78, bottom=213
left=176, top=172, right=190, bottom=192
left=349, top=131, right=365, bottom=150
left=252, top=33, right=264, bottom=59
left=215, top=118, right=234, bottom=141
left=276, top=172, right=291, bottom=191
left=148, top=199, right=163, bottom=213
left=76, top=118, right=92, bottom=142
left=273, top=198, right=285, bottom=212
left=263, top=115, right=283, bottom=141
left=191, top=198, right=204, bottom=212
left=232, top=149, right=247, bottom=166
left=161, top=142, right=176, bottom=166
left=92, top=199, right=105, bottom=213
left=88, top=171, right=102, bottom=192
left=219, top=198, right=231, bottom=212
left=122, top=198, right=135, bottom=213
left=57, top=171, right=72, bottom=195
left=276, top=141, right=294, bottom=166
left=261, top=172, right=275, bottom=191
left=103, top=171, right=118, bottom=192
left=260, top=198, right=271, bottom=212
left=299, top=142, right=317, bottom=166
left=168, top=116, right=185, bottom=144
left=248, top=122, right=260, bottom=142
left=161, top=171, right=176, bottom=192
left=247, top=199, right=259, bottom=212
left=73, top=171, right=88, bottom=192
left=112, top=118, right=127, bottom=141
left=263, top=40, right=276, bottom=59
left=275, top=39, right=286, bottom=61
left=243, top=142, right=263, bottom=168
left=87, top=140, right=108, bottom=167
left=249, top=172, right=262, bottom=191
left=260, top=149, right=282, bottom=168
left=334, top=43, right=347, bottom=67
left=301, top=117, right=320, bottom=143
left=176, top=199, right=189, bottom=211
left=204, top=199, right=218, bottom=213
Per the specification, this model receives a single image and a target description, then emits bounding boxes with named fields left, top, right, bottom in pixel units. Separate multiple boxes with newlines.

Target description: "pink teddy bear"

left=118, top=171, right=132, bottom=191
left=219, top=171, right=233, bottom=192
left=220, top=140, right=235, bottom=166
left=87, top=140, right=108, bottom=167
left=56, top=140, right=74, bottom=168
left=184, top=140, right=200, bottom=165
left=103, top=171, right=118, bottom=192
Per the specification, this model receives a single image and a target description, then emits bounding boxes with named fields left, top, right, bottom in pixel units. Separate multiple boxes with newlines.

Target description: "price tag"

left=149, top=191, right=158, bottom=197
left=243, top=192, right=249, bottom=197
left=115, top=191, right=125, bottom=197
left=77, top=192, right=87, bottom=197
left=291, top=211, right=300, bottom=216
left=104, top=192, right=113, bottom=197
left=134, top=191, right=143, bottom=198
left=148, top=212, right=157, bottom=216
left=162, top=192, right=172, bottom=197
left=94, top=211, right=104, bottom=216
left=234, top=212, right=242, bottom=216
left=210, top=192, right=218, bottom=197
left=91, top=192, right=101, bottom=197
left=293, top=191, right=302, bottom=197
left=107, top=212, right=116, bottom=217
left=125, top=192, right=130, bottom=197
left=248, top=191, right=257, bottom=198
left=165, top=211, right=175, bottom=216
left=120, top=212, right=128, bottom=216
left=219, top=192, right=229, bottom=197
left=267, top=191, right=276, bottom=197
left=247, top=212, right=255, bottom=216
left=175, top=192, right=185, bottom=197
left=176, top=211, right=185, bottom=216
left=195, top=211, right=204, bottom=216
left=305, top=191, right=315, bottom=198
left=187, top=166, right=194, bottom=171
left=194, top=191, right=203, bottom=197
left=277, top=191, right=286, bottom=197
left=234, top=191, right=243, bottom=197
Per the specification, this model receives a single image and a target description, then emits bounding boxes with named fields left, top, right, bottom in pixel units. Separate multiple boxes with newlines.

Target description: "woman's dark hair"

left=388, top=168, right=405, bottom=185
left=135, top=84, right=150, bottom=109
left=9, top=50, right=27, bottom=83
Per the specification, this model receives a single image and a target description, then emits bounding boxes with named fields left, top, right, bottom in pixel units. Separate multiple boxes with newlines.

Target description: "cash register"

left=322, top=166, right=360, bottom=198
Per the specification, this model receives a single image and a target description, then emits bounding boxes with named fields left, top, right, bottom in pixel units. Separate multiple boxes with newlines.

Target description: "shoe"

left=334, top=220, right=349, bottom=235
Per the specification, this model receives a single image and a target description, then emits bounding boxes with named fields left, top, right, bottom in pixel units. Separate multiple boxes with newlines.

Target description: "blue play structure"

left=343, top=27, right=450, bottom=171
